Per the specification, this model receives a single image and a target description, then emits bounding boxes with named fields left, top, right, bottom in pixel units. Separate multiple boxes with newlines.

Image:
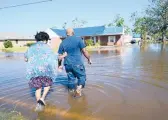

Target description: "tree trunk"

left=161, top=29, right=166, bottom=43
left=144, top=32, right=147, bottom=41
left=162, top=32, right=164, bottom=43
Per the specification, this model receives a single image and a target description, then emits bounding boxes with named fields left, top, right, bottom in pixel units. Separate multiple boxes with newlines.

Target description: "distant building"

left=46, top=26, right=131, bottom=47
left=0, top=32, right=35, bottom=48
left=132, top=33, right=141, bottom=42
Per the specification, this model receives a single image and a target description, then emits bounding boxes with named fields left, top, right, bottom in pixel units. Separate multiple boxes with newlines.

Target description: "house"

left=46, top=26, right=127, bottom=47
left=132, top=33, right=141, bottom=42
left=0, top=32, right=35, bottom=48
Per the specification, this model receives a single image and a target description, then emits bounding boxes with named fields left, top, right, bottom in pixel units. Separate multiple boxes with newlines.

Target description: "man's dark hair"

left=35, top=32, right=50, bottom=41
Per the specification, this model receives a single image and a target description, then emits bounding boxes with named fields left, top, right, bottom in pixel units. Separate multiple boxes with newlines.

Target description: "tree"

left=108, top=14, right=130, bottom=34
left=61, top=18, right=87, bottom=29
left=3, top=40, right=13, bottom=48
left=62, top=22, right=67, bottom=29
left=72, top=18, right=87, bottom=28
left=131, top=13, right=149, bottom=40
left=145, top=0, right=168, bottom=42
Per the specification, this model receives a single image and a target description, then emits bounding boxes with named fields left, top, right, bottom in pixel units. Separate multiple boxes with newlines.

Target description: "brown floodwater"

left=0, top=44, right=168, bottom=120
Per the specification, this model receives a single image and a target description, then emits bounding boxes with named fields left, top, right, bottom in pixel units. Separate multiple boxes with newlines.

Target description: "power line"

left=0, top=0, right=53, bottom=10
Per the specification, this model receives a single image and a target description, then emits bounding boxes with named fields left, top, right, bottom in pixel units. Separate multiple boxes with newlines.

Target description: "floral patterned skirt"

left=29, top=76, right=53, bottom=89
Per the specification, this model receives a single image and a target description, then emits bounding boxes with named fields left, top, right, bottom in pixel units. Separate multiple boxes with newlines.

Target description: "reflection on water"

left=0, top=44, right=168, bottom=120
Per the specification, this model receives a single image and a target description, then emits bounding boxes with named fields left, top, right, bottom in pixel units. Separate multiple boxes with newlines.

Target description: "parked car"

left=130, top=40, right=136, bottom=44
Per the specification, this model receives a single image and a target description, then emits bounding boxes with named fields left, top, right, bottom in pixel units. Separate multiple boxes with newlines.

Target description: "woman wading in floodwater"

left=24, top=32, right=66, bottom=111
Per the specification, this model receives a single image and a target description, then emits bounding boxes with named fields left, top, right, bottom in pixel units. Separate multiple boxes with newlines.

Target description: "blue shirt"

left=25, top=42, right=58, bottom=80
left=58, top=36, right=86, bottom=65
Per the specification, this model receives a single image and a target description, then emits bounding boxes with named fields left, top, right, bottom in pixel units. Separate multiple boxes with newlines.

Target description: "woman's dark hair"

left=35, top=32, right=50, bottom=41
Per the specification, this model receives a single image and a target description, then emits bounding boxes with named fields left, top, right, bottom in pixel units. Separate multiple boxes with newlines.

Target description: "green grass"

left=1, top=47, right=28, bottom=53
left=0, top=111, right=27, bottom=120
left=86, top=45, right=100, bottom=51
left=1, top=41, right=166, bottom=53
left=0, top=46, right=60, bottom=53
left=164, top=41, right=168, bottom=44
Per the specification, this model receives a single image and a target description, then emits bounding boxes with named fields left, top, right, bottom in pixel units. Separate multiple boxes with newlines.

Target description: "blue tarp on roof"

left=133, top=33, right=141, bottom=38
left=74, top=26, right=105, bottom=36
left=102, top=26, right=123, bottom=35
left=51, top=26, right=124, bottom=38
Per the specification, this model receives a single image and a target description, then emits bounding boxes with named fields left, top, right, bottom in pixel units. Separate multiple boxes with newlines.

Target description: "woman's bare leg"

left=35, top=88, right=42, bottom=101
left=41, top=86, right=50, bottom=102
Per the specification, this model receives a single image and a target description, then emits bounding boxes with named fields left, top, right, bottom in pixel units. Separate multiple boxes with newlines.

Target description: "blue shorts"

left=65, top=64, right=86, bottom=89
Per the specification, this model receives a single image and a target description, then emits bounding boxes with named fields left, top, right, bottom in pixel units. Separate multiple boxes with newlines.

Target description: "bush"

left=85, top=39, right=94, bottom=46
left=95, top=42, right=100, bottom=47
left=26, top=43, right=34, bottom=47
left=3, top=40, right=13, bottom=48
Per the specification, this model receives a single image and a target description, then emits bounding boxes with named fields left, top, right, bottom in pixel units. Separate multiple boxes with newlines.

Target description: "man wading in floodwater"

left=58, top=28, right=92, bottom=98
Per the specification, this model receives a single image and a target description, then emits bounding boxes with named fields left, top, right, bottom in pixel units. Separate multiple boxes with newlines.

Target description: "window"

left=108, top=36, right=116, bottom=43
left=91, top=36, right=96, bottom=44
left=16, top=40, right=18, bottom=44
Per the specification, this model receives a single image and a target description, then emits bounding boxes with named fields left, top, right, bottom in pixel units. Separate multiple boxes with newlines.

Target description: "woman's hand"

left=25, top=58, right=28, bottom=62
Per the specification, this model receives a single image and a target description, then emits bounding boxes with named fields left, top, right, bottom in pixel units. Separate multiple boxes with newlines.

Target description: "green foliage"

left=124, top=25, right=131, bottom=35
left=132, top=0, right=168, bottom=42
left=85, top=39, right=94, bottom=46
left=108, top=14, right=131, bottom=34
left=131, top=16, right=148, bottom=40
left=95, top=42, right=100, bottom=47
left=26, top=42, right=34, bottom=47
left=145, top=0, right=168, bottom=42
left=3, top=40, right=13, bottom=48
left=113, top=14, right=125, bottom=27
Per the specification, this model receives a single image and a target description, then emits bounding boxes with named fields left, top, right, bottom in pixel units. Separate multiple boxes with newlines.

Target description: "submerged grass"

left=0, top=111, right=27, bottom=120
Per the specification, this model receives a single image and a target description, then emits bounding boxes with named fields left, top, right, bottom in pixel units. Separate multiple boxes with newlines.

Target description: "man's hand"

left=88, top=59, right=92, bottom=65
left=58, top=66, right=63, bottom=72
left=81, top=48, right=92, bottom=65
left=24, top=58, right=28, bottom=62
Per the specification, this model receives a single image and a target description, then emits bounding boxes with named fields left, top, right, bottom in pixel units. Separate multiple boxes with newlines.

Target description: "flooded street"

left=0, top=44, right=168, bottom=120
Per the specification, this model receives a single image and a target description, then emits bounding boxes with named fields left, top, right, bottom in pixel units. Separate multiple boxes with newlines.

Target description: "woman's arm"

left=58, top=59, right=62, bottom=67
left=24, top=51, right=28, bottom=62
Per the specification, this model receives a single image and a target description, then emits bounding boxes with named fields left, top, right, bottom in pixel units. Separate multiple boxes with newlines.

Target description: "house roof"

left=0, top=32, right=34, bottom=40
left=51, top=26, right=124, bottom=38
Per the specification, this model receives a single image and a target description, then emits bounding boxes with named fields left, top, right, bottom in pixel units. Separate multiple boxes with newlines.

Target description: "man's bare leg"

left=74, top=85, right=82, bottom=98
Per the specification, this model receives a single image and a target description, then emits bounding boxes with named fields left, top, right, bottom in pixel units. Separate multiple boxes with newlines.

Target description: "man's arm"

left=78, top=38, right=92, bottom=64
left=81, top=48, right=92, bottom=64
